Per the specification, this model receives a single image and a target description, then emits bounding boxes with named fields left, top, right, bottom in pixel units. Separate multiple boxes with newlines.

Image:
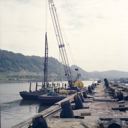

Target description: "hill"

left=0, top=49, right=66, bottom=82
left=0, top=49, right=128, bottom=82
left=71, top=66, right=128, bottom=80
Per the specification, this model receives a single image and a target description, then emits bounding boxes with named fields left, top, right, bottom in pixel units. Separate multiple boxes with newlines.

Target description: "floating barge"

left=12, top=82, right=128, bottom=128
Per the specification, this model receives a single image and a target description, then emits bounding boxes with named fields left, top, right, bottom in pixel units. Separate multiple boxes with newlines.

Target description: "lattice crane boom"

left=48, top=0, right=73, bottom=86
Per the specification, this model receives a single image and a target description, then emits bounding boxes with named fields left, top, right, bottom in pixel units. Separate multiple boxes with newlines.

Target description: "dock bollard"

left=109, top=88, right=116, bottom=98
left=60, top=100, right=74, bottom=118
left=116, top=91, right=124, bottom=101
left=108, top=123, right=121, bottom=128
left=124, top=95, right=128, bottom=100
left=35, top=82, right=38, bottom=91
left=31, top=115, right=48, bottom=128
left=83, top=91, right=88, bottom=98
left=29, top=82, right=32, bottom=92
left=74, top=95, right=83, bottom=109
left=78, top=93, right=84, bottom=102
left=90, top=84, right=94, bottom=90
left=88, top=86, right=92, bottom=94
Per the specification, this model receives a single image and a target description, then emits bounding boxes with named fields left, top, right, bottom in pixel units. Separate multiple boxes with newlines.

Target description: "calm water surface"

left=0, top=81, right=93, bottom=128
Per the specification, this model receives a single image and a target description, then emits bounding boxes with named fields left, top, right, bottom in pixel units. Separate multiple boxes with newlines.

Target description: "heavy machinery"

left=48, top=0, right=73, bottom=87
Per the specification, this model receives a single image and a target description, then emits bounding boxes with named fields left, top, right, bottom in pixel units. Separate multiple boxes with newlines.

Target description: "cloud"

left=1, top=0, right=128, bottom=71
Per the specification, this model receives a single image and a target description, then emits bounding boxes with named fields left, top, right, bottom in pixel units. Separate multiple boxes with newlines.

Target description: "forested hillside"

left=0, top=49, right=128, bottom=82
left=0, top=49, right=66, bottom=82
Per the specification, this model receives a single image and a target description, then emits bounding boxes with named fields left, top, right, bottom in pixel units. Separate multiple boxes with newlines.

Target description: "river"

left=0, top=81, right=93, bottom=128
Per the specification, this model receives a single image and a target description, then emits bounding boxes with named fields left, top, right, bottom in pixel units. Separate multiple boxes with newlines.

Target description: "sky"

left=0, top=0, right=128, bottom=72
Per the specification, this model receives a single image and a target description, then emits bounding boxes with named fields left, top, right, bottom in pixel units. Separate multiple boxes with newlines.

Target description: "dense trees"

left=0, top=49, right=66, bottom=81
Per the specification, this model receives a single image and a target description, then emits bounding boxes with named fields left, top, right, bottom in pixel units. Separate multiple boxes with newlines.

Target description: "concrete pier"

left=12, top=83, right=128, bottom=128
left=47, top=84, right=128, bottom=128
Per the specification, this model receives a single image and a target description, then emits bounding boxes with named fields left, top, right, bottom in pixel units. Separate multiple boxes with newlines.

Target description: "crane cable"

left=61, top=0, right=80, bottom=80
left=45, top=0, right=48, bottom=32
left=59, top=0, right=78, bottom=68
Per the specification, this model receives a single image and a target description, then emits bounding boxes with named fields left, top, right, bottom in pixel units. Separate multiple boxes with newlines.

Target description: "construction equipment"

left=48, top=0, right=73, bottom=87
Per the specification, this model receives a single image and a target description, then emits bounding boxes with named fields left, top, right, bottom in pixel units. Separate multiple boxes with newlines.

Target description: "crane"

left=48, top=0, right=73, bottom=87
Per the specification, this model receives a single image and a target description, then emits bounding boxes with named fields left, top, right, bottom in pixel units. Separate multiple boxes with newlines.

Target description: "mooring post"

left=83, top=91, right=87, bottom=98
left=78, top=93, right=84, bottom=102
left=35, top=82, right=38, bottom=91
left=60, top=100, right=74, bottom=118
left=65, top=83, right=67, bottom=89
left=74, top=95, right=83, bottom=109
left=32, top=115, right=48, bottom=128
left=29, top=82, right=32, bottom=92
left=0, top=105, right=1, bottom=128
left=62, top=83, right=64, bottom=89
left=88, top=86, right=92, bottom=94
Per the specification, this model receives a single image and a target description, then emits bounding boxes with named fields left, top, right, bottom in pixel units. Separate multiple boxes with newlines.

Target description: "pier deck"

left=12, top=83, right=128, bottom=128
left=47, top=84, right=128, bottom=128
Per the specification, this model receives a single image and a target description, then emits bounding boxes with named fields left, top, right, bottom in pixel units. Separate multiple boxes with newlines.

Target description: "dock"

left=12, top=82, right=128, bottom=128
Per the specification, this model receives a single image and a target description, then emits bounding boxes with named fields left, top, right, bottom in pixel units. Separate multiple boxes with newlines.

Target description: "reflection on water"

left=1, top=99, right=47, bottom=128
left=38, top=105, right=49, bottom=113
left=0, top=83, right=48, bottom=128
left=19, top=100, right=39, bottom=106
left=19, top=100, right=49, bottom=113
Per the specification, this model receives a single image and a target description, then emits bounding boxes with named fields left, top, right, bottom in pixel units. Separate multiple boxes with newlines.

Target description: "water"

left=0, top=81, right=93, bottom=128
left=0, top=82, right=46, bottom=128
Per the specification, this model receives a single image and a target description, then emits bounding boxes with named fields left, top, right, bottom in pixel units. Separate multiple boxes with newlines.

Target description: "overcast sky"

left=0, top=0, right=128, bottom=72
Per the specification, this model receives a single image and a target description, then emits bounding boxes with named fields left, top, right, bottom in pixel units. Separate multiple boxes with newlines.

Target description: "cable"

left=45, top=0, right=48, bottom=32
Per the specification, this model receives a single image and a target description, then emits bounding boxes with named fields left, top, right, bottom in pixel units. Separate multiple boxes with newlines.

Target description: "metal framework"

left=48, top=0, right=73, bottom=86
